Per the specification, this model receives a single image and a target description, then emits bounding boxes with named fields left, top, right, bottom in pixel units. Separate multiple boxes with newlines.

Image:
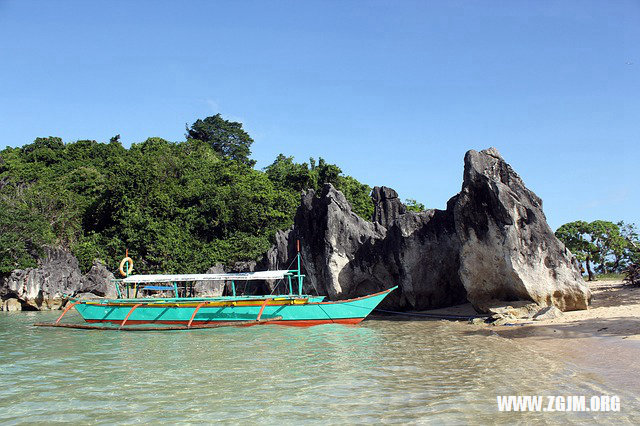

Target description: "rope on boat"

left=372, top=308, right=488, bottom=321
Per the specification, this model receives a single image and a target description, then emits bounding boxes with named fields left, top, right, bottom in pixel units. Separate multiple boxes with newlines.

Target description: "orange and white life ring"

left=119, top=257, right=134, bottom=277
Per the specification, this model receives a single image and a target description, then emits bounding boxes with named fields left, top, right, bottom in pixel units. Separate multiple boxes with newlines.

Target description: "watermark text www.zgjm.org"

left=497, top=395, right=620, bottom=412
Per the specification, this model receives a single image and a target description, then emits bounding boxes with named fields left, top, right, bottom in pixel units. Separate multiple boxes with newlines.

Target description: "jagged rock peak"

left=454, top=148, right=589, bottom=311
left=372, top=186, right=407, bottom=228
left=262, top=147, right=590, bottom=313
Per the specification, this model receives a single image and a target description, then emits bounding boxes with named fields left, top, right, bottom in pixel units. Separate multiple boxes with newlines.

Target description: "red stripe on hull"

left=85, top=317, right=364, bottom=327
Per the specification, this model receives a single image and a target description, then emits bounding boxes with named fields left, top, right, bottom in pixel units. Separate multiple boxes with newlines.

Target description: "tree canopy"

left=186, top=114, right=255, bottom=167
left=555, top=220, right=639, bottom=280
left=0, top=116, right=383, bottom=275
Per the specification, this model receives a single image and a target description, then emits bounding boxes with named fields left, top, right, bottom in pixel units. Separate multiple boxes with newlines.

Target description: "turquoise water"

left=1, top=311, right=638, bottom=424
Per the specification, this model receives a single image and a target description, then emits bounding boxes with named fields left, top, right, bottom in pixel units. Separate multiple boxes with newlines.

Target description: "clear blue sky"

left=1, top=0, right=638, bottom=230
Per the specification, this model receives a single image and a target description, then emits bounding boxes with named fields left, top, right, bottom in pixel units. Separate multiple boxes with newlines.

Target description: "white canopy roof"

left=121, top=270, right=292, bottom=284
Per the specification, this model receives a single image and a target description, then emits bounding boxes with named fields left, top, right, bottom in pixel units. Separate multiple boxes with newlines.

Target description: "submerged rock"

left=262, top=148, right=590, bottom=313
left=474, top=300, right=541, bottom=319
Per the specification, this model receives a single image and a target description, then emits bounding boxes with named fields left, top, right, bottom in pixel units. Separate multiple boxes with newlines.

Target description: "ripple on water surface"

left=0, top=311, right=638, bottom=424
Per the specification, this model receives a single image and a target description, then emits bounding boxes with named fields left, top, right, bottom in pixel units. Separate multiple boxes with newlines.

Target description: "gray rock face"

left=81, top=260, right=117, bottom=298
left=1, top=249, right=119, bottom=310
left=372, top=186, right=406, bottom=228
left=261, top=183, right=467, bottom=310
left=453, top=148, right=589, bottom=311
left=1, top=298, right=22, bottom=311
left=262, top=148, right=590, bottom=312
left=194, top=264, right=226, bottom=297
left=0, top=247, right=83, bottom=310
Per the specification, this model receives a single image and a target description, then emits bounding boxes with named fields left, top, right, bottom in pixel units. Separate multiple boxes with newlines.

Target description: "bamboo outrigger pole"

left=34, top=316, right=284, bottom=331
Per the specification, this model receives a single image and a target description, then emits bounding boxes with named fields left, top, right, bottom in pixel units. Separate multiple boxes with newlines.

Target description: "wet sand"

left=430, top=279, right=640, bottom=394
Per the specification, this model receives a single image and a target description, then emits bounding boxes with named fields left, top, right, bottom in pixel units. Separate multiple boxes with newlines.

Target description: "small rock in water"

left=491, top=316, right=512, bottom=326
left=533, top=306, right=563, bottom=321
left=469, top=317, right=486, bottom=325
left=489, top=313, right=518, bottom=326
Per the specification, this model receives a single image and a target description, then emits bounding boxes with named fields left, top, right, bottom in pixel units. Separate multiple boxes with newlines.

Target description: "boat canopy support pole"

left=56, top=301, right=80, bottom=324
left=173, top=282, right=179, bottom=298
left=297, top=240, right=302, bottom=296
left=232, top=281, right=236, bottom=297
left=120, top=304, right=143, bottom=328
left=188, top=301, right=208, bottom=328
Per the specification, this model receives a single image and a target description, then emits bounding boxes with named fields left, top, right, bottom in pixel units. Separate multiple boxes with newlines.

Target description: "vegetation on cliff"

left=0, top=115, right=377, bottom=275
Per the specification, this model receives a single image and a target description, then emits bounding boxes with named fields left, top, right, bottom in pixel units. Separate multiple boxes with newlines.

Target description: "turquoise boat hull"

left=71, top=287, right=397, bottom=327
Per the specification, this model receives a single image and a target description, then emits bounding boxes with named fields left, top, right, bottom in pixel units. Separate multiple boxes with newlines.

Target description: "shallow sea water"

left=1, top=311, right=638, bottom=424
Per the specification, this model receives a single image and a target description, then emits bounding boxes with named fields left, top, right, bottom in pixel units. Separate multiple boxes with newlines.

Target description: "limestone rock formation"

left=372, top=186, right=406, bottom=228
left=80, top=260, right=117, bottom=298
left=194, top=264, right=226, bottom=296
left=0, top=247, right=83, bottom=310
left=453, top=148, right=589, bottom=311
left=262, top=148, right=590, bottom=312
left=1, top=248, right=118, bottom=309
left=1, top=298, right=22, bottom=311
left=261, top=183, right=466, bottom=310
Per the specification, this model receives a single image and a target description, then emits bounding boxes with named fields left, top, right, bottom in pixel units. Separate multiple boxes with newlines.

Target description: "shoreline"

left=422, top=279, right=640, bottom=394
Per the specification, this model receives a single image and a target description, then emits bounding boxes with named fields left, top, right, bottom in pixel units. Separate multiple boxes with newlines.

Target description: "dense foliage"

left=0, top=116, right=379, bottom=275
left=555, top=220, right=639, bottom=280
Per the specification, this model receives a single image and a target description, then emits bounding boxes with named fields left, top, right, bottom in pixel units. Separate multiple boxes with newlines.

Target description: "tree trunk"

left=586, top=255, right=594, bottom=281
left=613, top=256, right=621, bottom=273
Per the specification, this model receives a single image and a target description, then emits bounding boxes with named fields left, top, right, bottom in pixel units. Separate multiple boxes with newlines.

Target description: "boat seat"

left=142, top=285, right=175, bottom=291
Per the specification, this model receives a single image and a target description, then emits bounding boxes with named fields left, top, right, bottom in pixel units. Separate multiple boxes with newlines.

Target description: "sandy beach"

left=465, top=279, right=640, bottom=393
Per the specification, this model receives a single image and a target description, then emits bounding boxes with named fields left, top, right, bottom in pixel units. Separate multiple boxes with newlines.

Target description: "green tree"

left=0, top=120, right=377, bottom=277
left=556, top=221, right=596, bottom=280
left=618, top=221, right=640, bottom=265
left=556, top=220, right=638, bottom=280
left=264, top=154, right=312, bottom=192
left=186, top=114, right=255, bottom=166
left=405, top=198, right=425, bottom=213
left=266, top=155, right=374, bottom=219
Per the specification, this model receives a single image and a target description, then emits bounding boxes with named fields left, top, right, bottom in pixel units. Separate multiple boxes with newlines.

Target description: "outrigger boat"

left=36, top=246, right=397, bottom=331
